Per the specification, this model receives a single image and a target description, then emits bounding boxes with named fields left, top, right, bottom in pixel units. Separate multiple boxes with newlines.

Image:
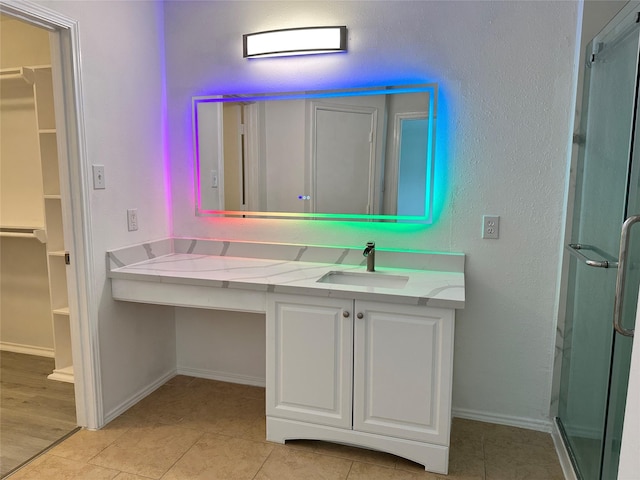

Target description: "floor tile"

left=163, top=375, right=197, bottom=387
left=240, top=415, right=268, bottom=442
left=162, top=433, right=274, bottom=479
left=347, top=462, right=438, bottom=480
left=6, top=376, right=569, bottom=480
left=113, top=473, right=155, bottom=480
left=181, top=395, right=265, bottom=437
left=485, top=462, right=564, bottom=480
left=450, top=419, right=485, bottom=458
left=484, top=423, right=555, bottom=449
left=48, top=415, right=133, bottom=463
left=121, top=385, right=192, bottom=427
left=187, top=377, right=266, bottom=401
left=8, top=454, right=120, bottom=480
left=89, top=423, right=202, bottom=479
left=254, top=445, right=353, bottom=480
left=484, top=436, right=563, bottom=480
left=483, top=436, right=560, bottom=466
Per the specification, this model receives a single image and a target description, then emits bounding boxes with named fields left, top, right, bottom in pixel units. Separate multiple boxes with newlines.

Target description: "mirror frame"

left=193, top=84, right=437, bottom=223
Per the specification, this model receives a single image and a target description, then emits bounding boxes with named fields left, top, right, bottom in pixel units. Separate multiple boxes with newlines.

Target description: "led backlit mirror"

left=193, top=84, right=437, bottom=222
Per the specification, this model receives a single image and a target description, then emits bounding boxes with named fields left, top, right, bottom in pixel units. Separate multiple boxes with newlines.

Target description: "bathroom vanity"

left=107, top=238, right=464, bottom=474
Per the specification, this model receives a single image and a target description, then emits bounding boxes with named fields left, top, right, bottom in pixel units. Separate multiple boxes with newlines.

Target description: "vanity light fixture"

left=243, top=26, right=347, bottom=58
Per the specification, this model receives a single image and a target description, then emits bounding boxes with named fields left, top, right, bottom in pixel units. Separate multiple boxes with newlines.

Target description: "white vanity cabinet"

left=107, top=240, right=465, bottom=473
left=266, top=295, right=353, bottom=429
left=266, top=293, right=455, bottom=473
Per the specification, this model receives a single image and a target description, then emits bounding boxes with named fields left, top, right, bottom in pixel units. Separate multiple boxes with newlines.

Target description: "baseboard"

left=47, top=365, right=74, bottom=383
left=0, top=341, right=54, bottom=358
left=177, top=366, right=266, bottom=388
left=102, top=368, right=177, bottom=426
left=552, top=418, right=579, bottom=480
left=452, top=407, right=553, bottom=433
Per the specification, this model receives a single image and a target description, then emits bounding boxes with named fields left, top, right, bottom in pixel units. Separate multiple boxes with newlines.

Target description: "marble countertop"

left=109, top=248, right=465, bottom=309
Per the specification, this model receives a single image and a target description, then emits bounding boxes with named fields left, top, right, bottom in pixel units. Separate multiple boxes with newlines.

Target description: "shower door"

left=558, top=5, right=640, bottom=480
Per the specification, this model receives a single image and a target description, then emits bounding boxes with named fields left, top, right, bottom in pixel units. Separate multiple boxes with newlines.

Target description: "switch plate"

left=482, top=215, right=500, bottom=239
left=127, top=208, right=138, bottom=232
left=211, top=170, right=218, bottom=188
left=92, top=165, right=105, bottom=189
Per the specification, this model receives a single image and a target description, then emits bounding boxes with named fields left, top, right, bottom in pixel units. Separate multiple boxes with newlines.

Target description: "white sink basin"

left=317, top=271, right=409, bottom=289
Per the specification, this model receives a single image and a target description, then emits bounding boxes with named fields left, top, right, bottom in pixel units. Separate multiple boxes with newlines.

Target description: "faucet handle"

left=363, top=241, right=375, bottom=256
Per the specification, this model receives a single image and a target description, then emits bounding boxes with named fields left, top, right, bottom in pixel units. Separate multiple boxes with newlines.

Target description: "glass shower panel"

left=602, top=95, right=640, bottom=480
left=558, top=14, right=640, bottom=480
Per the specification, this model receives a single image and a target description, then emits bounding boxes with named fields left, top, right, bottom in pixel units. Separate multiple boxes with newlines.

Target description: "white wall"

left=165, top=1, right=579, bottom=427
left=31, top=0, right=175, bottom=423
left=619, top=290, right=640, bottom=479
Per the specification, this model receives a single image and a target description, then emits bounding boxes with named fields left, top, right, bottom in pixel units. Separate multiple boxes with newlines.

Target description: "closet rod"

left=0, top=228, right=46, bottom=243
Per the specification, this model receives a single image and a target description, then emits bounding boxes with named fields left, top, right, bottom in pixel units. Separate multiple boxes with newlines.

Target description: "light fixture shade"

left=243, top=26, right=347, bottom=58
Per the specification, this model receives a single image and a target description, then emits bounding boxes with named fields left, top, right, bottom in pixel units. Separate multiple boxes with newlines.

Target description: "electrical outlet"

left=92, top=165, right=106, bottom=189
left=482, top=215, right=500, bottom=239
left=127, top=208, right=138, bottom=232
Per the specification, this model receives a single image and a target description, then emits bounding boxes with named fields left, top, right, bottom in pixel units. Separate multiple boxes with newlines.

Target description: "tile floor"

left=8, top=376, right=565, bottom=479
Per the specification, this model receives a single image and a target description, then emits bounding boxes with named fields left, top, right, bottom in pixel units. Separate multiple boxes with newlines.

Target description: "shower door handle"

left=567, top=243, right=618, bottom=268
left=613, top=215, right=640, bottom=337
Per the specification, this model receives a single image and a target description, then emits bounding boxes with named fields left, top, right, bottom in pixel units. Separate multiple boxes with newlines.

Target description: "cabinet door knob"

left=343, top=311, right=350, bottom=318
left=357, top=312, right=364, bottom=319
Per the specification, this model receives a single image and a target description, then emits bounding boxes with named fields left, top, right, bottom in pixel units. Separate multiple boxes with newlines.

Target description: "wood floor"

left=0, top=351, right=77, bottom=478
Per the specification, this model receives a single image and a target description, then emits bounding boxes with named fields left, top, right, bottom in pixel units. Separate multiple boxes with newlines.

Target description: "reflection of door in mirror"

left=312, top=102, right=378, bottom=215
left=196, top=102, right=225, bottom=210
left=222, top=103, right=244, bottom=211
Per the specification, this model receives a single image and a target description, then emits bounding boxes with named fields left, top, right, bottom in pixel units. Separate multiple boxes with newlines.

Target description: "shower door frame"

left=552, top=2, right=640, bottom=479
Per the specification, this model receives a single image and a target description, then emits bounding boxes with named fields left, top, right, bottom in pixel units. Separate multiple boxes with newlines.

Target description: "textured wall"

left=165, top=1, right=580, bottom=427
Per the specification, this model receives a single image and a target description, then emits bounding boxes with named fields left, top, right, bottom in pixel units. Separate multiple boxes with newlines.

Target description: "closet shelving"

left=1, top=65, right=73, bottom=383
left=0, top=66, right=35, bottom=84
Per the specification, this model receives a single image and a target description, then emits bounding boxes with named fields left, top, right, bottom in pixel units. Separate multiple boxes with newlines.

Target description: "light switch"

left=127, top=208, right=138, bottom=231
left=92, top=165, right=105, bottom=189
left=211, top=170, right=218, bottom=188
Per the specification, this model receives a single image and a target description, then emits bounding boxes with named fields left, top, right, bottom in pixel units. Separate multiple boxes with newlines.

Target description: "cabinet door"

left=267, top=294, right=353, bottom=429
left=353, top=301, right=454, bottom=444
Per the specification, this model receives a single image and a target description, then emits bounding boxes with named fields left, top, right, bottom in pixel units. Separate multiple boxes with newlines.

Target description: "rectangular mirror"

left=193, top=84, right=437, bottom=222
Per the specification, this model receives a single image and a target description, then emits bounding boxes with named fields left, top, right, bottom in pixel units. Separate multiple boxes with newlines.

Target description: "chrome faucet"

left=363, top=241, right=375, bottom=272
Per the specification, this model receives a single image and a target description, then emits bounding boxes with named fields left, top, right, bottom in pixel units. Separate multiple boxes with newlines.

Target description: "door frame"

left=0, top=0, right=101, bottom=429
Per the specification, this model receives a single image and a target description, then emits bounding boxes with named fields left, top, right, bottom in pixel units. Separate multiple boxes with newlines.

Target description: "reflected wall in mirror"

left=193, top=84, right=437, bottom=222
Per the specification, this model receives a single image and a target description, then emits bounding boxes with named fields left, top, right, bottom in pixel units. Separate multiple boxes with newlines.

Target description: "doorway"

left=557, top=4, right=640, bottom=479
left=0, top=13, right=78, bottom=476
